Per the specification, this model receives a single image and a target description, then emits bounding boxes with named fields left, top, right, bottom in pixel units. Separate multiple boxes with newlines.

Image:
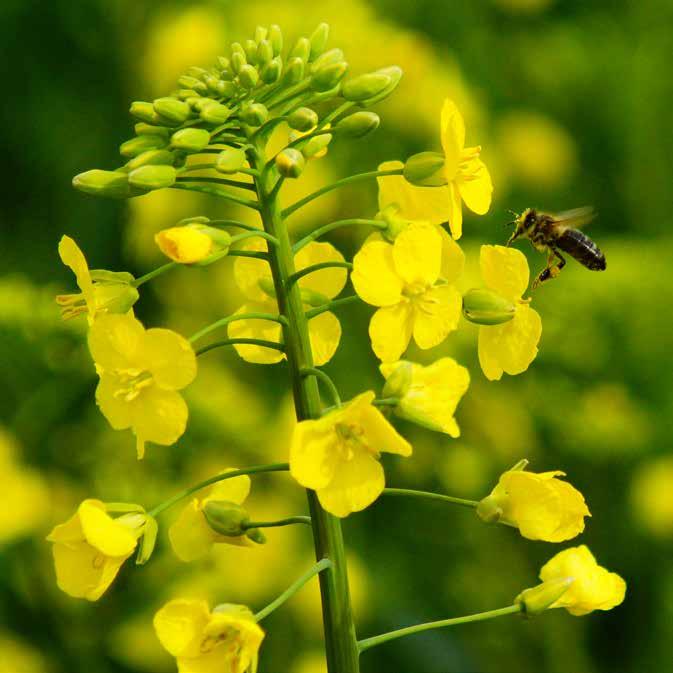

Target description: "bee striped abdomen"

left=557, top=229, right=606, bottom=271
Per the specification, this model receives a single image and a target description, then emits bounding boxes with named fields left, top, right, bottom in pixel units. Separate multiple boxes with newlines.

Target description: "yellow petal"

left=168, top=499, right=217, bottom=562
left=317, top=448, right=385, bottom=517
left=130, top=386, right=188, bottom=452
left=308, top=311, right=341, bottom=366
left=480, top=244, right=530, bottom=302
left=369, top=303, right=413, bottom=362
left=46, top=507, right=85, bottom=545
left=377, top=161, right=453, bottom=226
left=438, top=226, right=465, bottom=284
left=459, top=158, right=493, bottom=215
left=140, top=328, right=197, bottom=390
left=392, top=224, right=442, bottom=288
left=547, top=478, right=591, bottom=542
left=357, top=405, right=412, bottom=456
left=351, top=241, right=403, bottom=307
left=446, top=181, right=463, bottom=240
left=440, top=99, right=466, bottom=180
left=233, top=238, right=272, bottom=302
left=290, top=418, right=340, bottom=490
left=412, top=285, right=462, bottom=350
left=294, top=241, right=347, bottom=299
left=58, top=235, right=94, bottom=308
left=154, top=599, right=211, bottom=658
left=478, top=305, right=542, bottom=380
left=94, top=374, right=132, bottom=430
left=227, top=304, right=285, bottom=365
left=155, top=227, right=214, bottom=264
left=88, top=313, right=146, bottom=371
left=204, top=470, right=251, bottom=506
left=78, top=500, right=138, bottom=556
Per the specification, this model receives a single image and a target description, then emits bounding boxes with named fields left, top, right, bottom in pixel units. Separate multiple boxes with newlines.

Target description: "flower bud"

left=215, top=80, right=237, bottom=98
left=177, top=75, right=208, bottom=94
left=134, top=122, right=170, bottom=137
left=462, top=288, right=516, bottom=326
left=215, top=148, right=247, bottom=174
left=245, top=528, right=267, bottom=544
left=288, top=107, right=319, bottom=132
left=283, top=57, right=305, bottom=85
left=254, top=25, right=268, bottom=43
left=204, top=75, right=222, bottom=94
left=476, top=494, right=505, bottom=524
left=256, top=39, right=273, bottom=65
left=404, top=151, right=448, bottom=186
left=135, top=515, right=158, bottom=566
left=268, top=24, right=283, bottom=55
left=244, top=39, right=258, bottom=64
left=342, top=72, right=391, bottom=102
left=300, top=288, right=330, bottom=307
left=240, top=103, right=268, bottom=127
left=170, top=127, right=211, bottom=152
left=129, top=101, right=157, bottom=123
left=175, top=88, right=200, bottom=100
left=200, top=102, right=232, bottom=124
left=515, top=578, right=575, bottom=616
left=203, top=500, right=250, bottom=537
left=231, top=50, right=246, bottom=75
left=303, top=134, right=332, bottom=159
left=120, top=135, right=168, bottom=158
left=186, top=66, right=208, bottom=80
left=238, top=64, right=259, bottom=89
left=335, top=111, right=380, bottom=138
left=289, top=36, right=311, bottom=62
left=359, top=66, right=403, bottom=105
left=309, top=23, right=330, bottom=61
left=381, top=360, right=413, bottom=399
left=261, top=56, right=282, bottom=84
left=128, top=165, right=177, bottom=190
left=125, top=149, right=175, bottom=171
left=153, top=97, right=191, bottom=124
left=155, top=224, right=231, bottom=264
left=310, top=48, right=344, bottom=72
left=275, top=148, right=305, bottom=178
left=72, top=169, right=134, bottom=199
left=311, top=61, right=348, bottom=91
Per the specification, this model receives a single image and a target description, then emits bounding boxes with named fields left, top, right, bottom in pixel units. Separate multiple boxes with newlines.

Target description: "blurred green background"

left=2, top=0, right=672, bottom=672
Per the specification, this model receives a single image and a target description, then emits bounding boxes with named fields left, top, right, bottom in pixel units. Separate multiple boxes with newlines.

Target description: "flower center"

left=335, top=422, right=367, bottom=461
left=56, top=293, right=88, bottom=319
left=458, top=145, right=482, bottom=182
left=112, top=368, right=154, bottom=402
left=200, top=624, right=242, bottom=655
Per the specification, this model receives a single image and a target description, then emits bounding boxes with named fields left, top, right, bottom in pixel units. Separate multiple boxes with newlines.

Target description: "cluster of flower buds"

left=71, top=23, right=402, bottom=197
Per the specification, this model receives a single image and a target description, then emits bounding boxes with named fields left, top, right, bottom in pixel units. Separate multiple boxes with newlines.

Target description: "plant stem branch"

left=301, top=367, right=342, bottom=408
left=189, top=313, right=288, bottom=343
left=305, top=295, right=359, bottom=320
left=132, top=262, right=177, bottom=287
left=245, top=516, right=312, bottom=529
left=293, top=219, right=386, bottom=253
left=195, top=338, right=285, bottom=357
left=286, top=261, right=353, bottom=288
left=381, top=488, right=479, bottom=510
left=171, top=182, right=260, bottom=209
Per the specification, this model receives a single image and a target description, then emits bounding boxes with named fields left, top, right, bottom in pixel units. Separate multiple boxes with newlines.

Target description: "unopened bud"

left=120, top=135, right=168, bottom=158
left=204, top=75, right=222, bottom=94
left=72, top=169, right=134, bottom=199
left=155, top=224, right=231, bottom=264
left=289, top=36, right=311, bottom=63
left=231, top=50, right=247, bottom=75
left=335, top=111, right=380, bottom=138
left=170, top=127, right=211, bottom=152
left=203, top=500, right=250, bottom=537
left=404, top=151, right=448, bottom=186
left=254, top=25, right=268, bottom=43
left=245, top=528, right=267, bottom=544
left=342, top=72, right=391, bottom=102
left=310, top=48, right=344, bottom=73
left=134, top=123, right=170, bottom=137
left=128, top=165, right=176, bottom=190
left=175, top=88, right=200, bottom=100
left=238, top=64, right=259, bottom=89
left=311, top=61, right=348, bottom=91
left=216, top=80, right=237, bottom=98
left=261, top=56, right=282, bottom=84
left=125, top=149, right=175, bottom=171
left=200, top=102, right=233, bottom=125
left=515, top=578, right=575, bottom=616
left=303, top=133, right=332, bottom=159
left=275, top=148, right=305, bottom=178
left=240, top=103, right=268, bottom=127
left=360, top=66, right=402, bottom=105
left=177, top=76, right=208, bottom=94
left=217, top=56, right=231, bottom=71
left=268, top=25, right=283, bottom=55
left=153, top=97, right=191, bottom=124
left=381, top=360, right=413, bottom=399
left=288, top=107, right=319, bottom=132
left=244, top=39, right=258, bottom=64
left=129, top=101, right=157, bottom=123
left=462, top=288, right=516, bottom=326
left=215, top=148, right=247, bottom=174
left=283, top=57, right=305, bottom=85
left=309, top=23, right=330, bottom=61
left=186, top=66, right=208, bottom=80
left=256, top=39, right=273, bottom=65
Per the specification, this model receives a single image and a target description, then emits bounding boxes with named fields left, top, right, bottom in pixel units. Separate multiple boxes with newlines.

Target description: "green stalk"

left=252, top=145, right=361, bottom=673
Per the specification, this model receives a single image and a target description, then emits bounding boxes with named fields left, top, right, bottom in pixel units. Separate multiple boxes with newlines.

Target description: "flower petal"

left=168, top=499, right=216, bottom=562
left=308, top=311, right=341, bottom=366
left=459, top=157, right=493, bottom=215
left=154, top=599, right=212, bottom=658
left=294, top=241, right=347, bottom=299
left=140, top=328, right=197, bottom=390
left=351, top=241, right=403, bottom=307
left=438, top=226, right=465, bottom=283
left=58, top=235, right=94, bottom=308
left=88, top=313, right=145, bottom=371
left=441, top=99, right=466, bottom=180
left=446, top=181, right=463, bottom=240
left=412, top=285, right=462, bottom=350
left=480, top=245, right=530, bottom=301
left=204, top=471, right=251, bottom=506
left=357, top=405, right=412, bottom=456
left=392, top=224, right=442, bottom=288
left=95, top=374, right=132, bottom=430
left=130, top=386, right=189, bottom=454
left=78, top=500, right=138, bottom=556
left=289, top=419, right=339, bottom=490
left=227, top=304, right=285, bottom=365
left=233, top=238, right=272, bottom=302
left=369, top=303, right=413, bottom=362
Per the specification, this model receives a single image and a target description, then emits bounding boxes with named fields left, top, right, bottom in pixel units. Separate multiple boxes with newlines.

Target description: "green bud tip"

left=203, top=500, right=250, bottom=537
left=515, top=577, right=575, bottom=616
left=125, top=149, right=175, bottom=171
left=288, top=107, right=319, bottom=132
left=289, top=36, right=311, bottom=63
left=128, top=165, right=177, bottom=190
left=311, top=61, right=349, bottom=92
left=72, top=169, right=133, bottom=199
left=200, top=102, right=232, bottom=125
left=309, top=23, right=330, bottom=61
left=404, top=151, right=448, bottom=187
left=245, top=528, right=267, bottom=544
left=359, top=66, right=403, bottom=105
left=342, top=71, right=392, bottom=102
left=462, top=288, right=516, bottom=326
left=153, top=97, right=191, bottom=124
left=241, top=103, right=268, bottom=127
left=238, top=63, right=259, bottom=89
left=275, top=148, right=305, bottom=178
left=120, top=135, right=168, bottom=159
left=170, top=127, right=211, bottom=152
left=335, top=111, right=380, bottom=138
left=215, top=148, right=247, bottom=174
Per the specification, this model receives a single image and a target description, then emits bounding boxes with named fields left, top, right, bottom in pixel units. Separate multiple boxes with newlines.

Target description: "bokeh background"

left=2, top=0, right=672, bottom=671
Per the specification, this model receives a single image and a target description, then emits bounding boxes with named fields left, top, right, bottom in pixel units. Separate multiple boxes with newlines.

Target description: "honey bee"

left=506, top=207, right=606, bottom=288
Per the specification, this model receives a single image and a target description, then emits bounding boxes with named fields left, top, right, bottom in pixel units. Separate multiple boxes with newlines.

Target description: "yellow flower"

left=169, top=470, right=252, bottom=562
left=230, top=239, right=346, bottom=365
left=88, top=313, right=197, bottom=458
left=154, top=599, right=264, bottom=673
left=351, top=223, right=464, bottom=362
left=376, top=98, right=492, bottom=240
left=477, top=245, right=542, bottom=380
left=56, top=235, right=138, bottom=323
left=477, top=466, right=590, bottom=542
left=155, top=226, right=214, bottom=263
left=290, top=391, right=412, bottom=517
left=538, top=545, right=626, bottom=616
left=46, top=499, right=144, bottom=601
left=379, top=358, right=469, bottom=437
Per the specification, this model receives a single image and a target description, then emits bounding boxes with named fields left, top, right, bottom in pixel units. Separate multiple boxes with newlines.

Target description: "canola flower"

left=88, top=313, right=197, bottom=458
left=154, top=599, right=264, bottom=673
left=352, top=223, right=463, bottom=362
left=290, top=391, right=411, bottom=517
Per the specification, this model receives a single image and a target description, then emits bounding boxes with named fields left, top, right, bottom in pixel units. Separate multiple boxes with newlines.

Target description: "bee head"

left=506, top=208, right=536, bottom=246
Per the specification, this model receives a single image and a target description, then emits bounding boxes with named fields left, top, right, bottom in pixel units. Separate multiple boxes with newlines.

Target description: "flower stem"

left=301, top=367, right=342, bottom=408
left=293, top=219, right=386, bottom=253
left=171, top=182, right=260, bottom=210
left=174, top=175, right=257, bottom=191
left=381, top=488, right=479, bottom=510
left=132, top=262, right=177, bottom=288
left=254, top=558, right=333, bottom=622
left=357, top=604, right=523, bottom=654
left=195, top=338, right=285, bottom=357
left=189, top=312, right=288, bottom=343
left=245, top=516, right=312, bottom=529
left=148, top=463, right=289, bottom=517
left=305, top=295, right=360, bottom=320
left=286, top=261, right=353, bottom=288
left=372, top=397, right=400, bottom=407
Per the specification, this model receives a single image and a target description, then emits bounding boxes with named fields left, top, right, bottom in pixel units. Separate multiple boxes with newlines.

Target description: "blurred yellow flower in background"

left=0, top=632, right=48, bottom=673
left=46, top=499, right=144, bottom=601
left=290, top=391, right=411, bottom=516
left=630, top=456, right=673, bottom=538
left=154, top=599, right=264, bottom=673
left=88, top=313, right=197, bottom=458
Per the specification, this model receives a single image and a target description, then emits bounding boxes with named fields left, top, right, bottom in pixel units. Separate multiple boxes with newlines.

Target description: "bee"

left=506, top=206, right=606, bottom=288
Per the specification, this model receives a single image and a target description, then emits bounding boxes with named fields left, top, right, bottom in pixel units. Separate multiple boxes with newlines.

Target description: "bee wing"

left=552, top=206, right=596, bottom=230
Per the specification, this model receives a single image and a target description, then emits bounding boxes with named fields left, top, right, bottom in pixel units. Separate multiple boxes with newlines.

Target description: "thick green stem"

left=253, top=146, right=360, bottom=673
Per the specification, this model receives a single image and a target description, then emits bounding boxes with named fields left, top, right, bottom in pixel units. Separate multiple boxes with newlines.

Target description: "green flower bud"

left=135, top=515, right=158, bottom=566
left=128, top=165, right=177, bottom=190
left=125, top=149, right=175, bottom=170
left=335, top=111, right=380, bottom=138
left=254, top=25, right=268, bottom=43
left=216, top=80, right=237, bottom=98
left=177, top=75, right=208, bottom=94
left=381, top=360, right=413, bottom=399
left=186, top=66, right=208, bottom=80
left=72, top=169, right=134, bottom=199
left=300, top=288, right=330, bottom=307
left=231, top=50, right=247, bottom=74
left=200, top=102, right=233, bottom=125
left=187, top=96, right=213, bottom=113
left=342, top=72, right=391, bottom=102
left=153, top=97, right=191, bottom=124
left=256, top=39, right=273, bottom=65
left=309, top=23, right=330, bottom=61
left=245, top=528, right=267, bottom=544
left=462, top=288, right=516, bottom=326
left=515, top=578, right=575, bottom=616
left=129, top=101, right=156, bottom=123
left=215, top=148, right=247, bottom=174
left=268, top=24, right=283, bottom=55
left=282, top=57, right=305, bottom=85
left=275, top=148, right=306, bottom=177
left=203, top=500, right=250, bottom=537
left=204, top=75, right=221, bottom=94
left=240, top=103, right=268, bottom=127
left=238, top=64, right=259, bottom=89
left=170, top=127, right=211, bottom=152
left=244, top=39, right=258, bottom=64
left=289, top=36, right=311, bottom=62
left=303, top=134, right=332, bottom=159
left=261, top=56, right=282, bottom=84
left=119, top=134, right=168, bottom=158
left=217, top=56, right=230, bottom=71
left=360, top=66, right=403, bottom=105
left=404, top=151, right=447, bottom=186
left=175, top=88, right=199, bottom=100
left=311, top=61, right=348, bottom=91
left=134, top=123, right=170, bottom=137
left=288, top=107, right=319, bottom=132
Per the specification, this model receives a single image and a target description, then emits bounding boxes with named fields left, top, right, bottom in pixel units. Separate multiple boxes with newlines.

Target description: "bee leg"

left=532, top=251, right=566, bottom=289
left=548, top=250, right=566, bottom=279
